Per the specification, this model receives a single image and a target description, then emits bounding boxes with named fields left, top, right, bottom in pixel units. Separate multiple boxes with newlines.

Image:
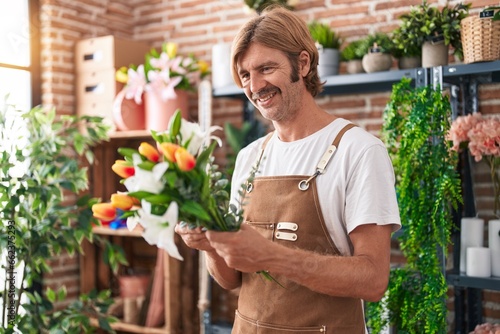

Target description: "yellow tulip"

left=110, top=193, right=135, bottom=210
left=92, top=203, right=117, bottom=222
left=165, top=42, right=178, bottom=59
left=160, top=142, right=180, bottom=163
left=197, top=60, right=209, bottom=75
left=115, top=66, right=128, bottom=83
left=111, top=160, right=135, bottom=178
left=175, top=147, right=196, bottom=171
left=138, top=142, right=160, bottom=162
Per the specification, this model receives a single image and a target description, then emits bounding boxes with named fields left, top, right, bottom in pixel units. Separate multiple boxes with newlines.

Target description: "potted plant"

left=391, top=23, right=422, bottom=69
left=359, top=32, right=394, bottom=73
left=117, top=42, right=210, bottom=131
left=243, top=0, right=297, bottom=14
left=340, top=39, right=365, bottom=74
left=0, top=101, right=128, bottom=332
left=394, top=0, right=470, bottom=68
left=308, top=21, right=343, bottom=78
left=365, top=78, right=462, bottom=333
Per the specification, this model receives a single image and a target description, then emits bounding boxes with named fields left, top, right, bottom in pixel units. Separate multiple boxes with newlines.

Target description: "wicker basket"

left=461, top=10, right=500, bottom=64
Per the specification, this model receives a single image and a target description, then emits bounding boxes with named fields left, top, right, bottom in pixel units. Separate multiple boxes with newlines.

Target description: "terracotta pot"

left=422, top=40, right=448, bottom=68
left=112, top=89, right=146, bottom=131
left=144, top=89, right=189, bottom=131
left=362, top=52, right=392, bottom=73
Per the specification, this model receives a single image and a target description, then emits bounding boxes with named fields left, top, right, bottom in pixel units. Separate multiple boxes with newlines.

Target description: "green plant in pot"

left=391, top=23, right=422, bottom=69
left=365, top=78, right=462, bottom=333
left=396, top=0, right=470, bottom=68
left=340, top=39, right=366, bottom=74
left=308, top=21, right=342, bottom=78
left=359, top=32, right=394, bottom=73
left=0, top=100, right=128, bottom=333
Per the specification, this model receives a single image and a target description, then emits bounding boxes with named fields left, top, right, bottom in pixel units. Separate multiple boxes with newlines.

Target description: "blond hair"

left=230, top=6, right=323, bottom=97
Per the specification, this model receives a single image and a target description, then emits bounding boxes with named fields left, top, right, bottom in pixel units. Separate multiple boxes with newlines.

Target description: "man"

left=175, top=6, right=401, bottom=333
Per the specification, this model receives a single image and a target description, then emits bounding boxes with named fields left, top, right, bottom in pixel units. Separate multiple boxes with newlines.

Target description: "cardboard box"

left=76, top=68, right=119, bottom=104
left=75, top=35, right=151, bottom=73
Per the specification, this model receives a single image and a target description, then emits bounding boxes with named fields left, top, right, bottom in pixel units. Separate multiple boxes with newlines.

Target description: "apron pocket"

left=235, top=310, right=326, bottom=333
left=245, top=221, right=274, bottom=240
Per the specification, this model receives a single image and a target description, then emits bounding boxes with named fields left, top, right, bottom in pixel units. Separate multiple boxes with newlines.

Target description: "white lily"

left=129, top=200, right=183, bottom=261
left=168, top=117, right=222, bottom=155
left=124, top=154, right=169, bottom=194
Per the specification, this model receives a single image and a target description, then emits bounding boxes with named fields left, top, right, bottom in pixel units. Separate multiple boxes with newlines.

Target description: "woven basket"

left=461, top=11, right=500, bottom=64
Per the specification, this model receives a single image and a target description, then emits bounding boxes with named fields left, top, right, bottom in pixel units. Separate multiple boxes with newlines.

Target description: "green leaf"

left=169, top=109, right=182, bottom=138
left=181, top=200, right=211, bottom=221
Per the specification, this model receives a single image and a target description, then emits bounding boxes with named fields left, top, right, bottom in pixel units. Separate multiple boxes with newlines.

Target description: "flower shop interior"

left=2, top=0, right=500, bottom=333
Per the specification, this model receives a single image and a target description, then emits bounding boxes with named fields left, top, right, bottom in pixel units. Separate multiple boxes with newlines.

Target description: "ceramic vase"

left=362, top=52, right=392, bottom=73
left=317, top=47, right=340, bottom=78
left=422, top=40, right=449, bottom=68
left=144, top=89, right=189, bottom=131
left=112, top=88, right=146, bottom=131
left=489, top=219, right=500, bottom=277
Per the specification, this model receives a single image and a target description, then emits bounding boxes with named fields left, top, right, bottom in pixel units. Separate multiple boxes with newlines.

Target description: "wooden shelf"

left=108, top=129, right=152, bottom=139
left=92, top=225, right=143, bottom=237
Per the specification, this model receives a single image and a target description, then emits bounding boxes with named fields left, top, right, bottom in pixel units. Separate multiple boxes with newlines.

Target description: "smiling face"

left=237, top=42, right=309, bottom=123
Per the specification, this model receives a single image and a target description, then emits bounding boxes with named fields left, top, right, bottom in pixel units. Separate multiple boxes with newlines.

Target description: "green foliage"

left=366, top=78, right=462, bottom=333
left=224, top=119, right=268, bottom=179
left=393, top=0, right=470, bottom=59
left=0, top=100, right=121, bottom=332
left=307, top=21, right=342, bottom=49
left=243, top=0, right=294, bottom=13
left=340, top=39, right=365, bottom=61
left=358, top=32, right=394, bottom=55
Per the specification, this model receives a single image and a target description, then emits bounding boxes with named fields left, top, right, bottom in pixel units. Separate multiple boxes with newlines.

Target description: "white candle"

left=460, top=217, right=484, bottom=273
left=489, top=219, right=500, bottom=277
left=466, top=247, right=491, bottom=277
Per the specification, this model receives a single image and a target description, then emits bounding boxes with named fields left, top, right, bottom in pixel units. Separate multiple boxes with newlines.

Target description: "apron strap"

left=298, top=123, right=357, bottom=191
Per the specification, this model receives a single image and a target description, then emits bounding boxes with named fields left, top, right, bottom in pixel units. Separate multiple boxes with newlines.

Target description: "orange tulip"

left=110, top=193, right=135, bottom=210
left=92, top=203, right=117, bottom=221
left=175, top=147, right=196, bottom=171
left=160, top=142, right=180, bottom=162
left=138, top=142, right=160, bottom=162
left=111, top=160, right=135, bottom=178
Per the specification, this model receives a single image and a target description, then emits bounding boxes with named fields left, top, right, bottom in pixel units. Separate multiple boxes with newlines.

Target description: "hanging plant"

left=366, top=78, right=462, bottom=333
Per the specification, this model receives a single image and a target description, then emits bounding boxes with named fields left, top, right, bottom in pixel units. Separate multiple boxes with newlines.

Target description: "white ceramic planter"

left=317, top=47, right=340, bottom=78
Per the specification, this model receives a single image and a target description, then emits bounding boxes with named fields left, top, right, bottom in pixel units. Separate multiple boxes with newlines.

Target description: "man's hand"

left=174, top=224, right=214, bottom=252
left=205, top=223, right=276, bottom=273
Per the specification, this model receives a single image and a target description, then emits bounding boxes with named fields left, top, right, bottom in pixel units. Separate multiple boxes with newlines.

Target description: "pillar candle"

left=460, top=217, right=484, bottom=273
left=466, top=247, right=491, bottom=277
left=489, top=219, right=500, bottom=277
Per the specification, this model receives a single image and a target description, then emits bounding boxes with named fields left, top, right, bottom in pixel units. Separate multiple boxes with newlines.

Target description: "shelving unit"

left=212, top=60, right=500, bottom=334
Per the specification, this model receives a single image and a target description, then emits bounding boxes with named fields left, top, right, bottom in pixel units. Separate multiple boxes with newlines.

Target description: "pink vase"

left=112, top=88, right=146, bottom=131
left=144, top=89, right=190, bottom=131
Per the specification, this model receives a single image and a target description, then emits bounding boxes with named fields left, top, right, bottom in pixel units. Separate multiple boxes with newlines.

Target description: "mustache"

left=252, top=87, right=279, bottom=100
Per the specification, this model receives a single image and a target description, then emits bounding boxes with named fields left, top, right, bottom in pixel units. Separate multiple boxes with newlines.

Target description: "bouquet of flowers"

left=92, top=110, right=246, bottom=260
left=447, top=112, right=500, bottom=216
left=116, top=42, right=210, bottom=105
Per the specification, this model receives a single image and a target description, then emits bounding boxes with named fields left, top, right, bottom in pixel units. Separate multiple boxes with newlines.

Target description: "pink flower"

left=446, top=113, right=482, bottom=151
left=124, top=65, right=147, bottom=104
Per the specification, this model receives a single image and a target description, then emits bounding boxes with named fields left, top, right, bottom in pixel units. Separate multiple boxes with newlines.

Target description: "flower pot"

left=144, top=89, right=189, bottom=131
left=211, top=43, right=234, bottom=89
left=362, top=52, right=392, bottom=73
left=317, top=47, right=340, bottom=78
left=398, top=56, right=422, bottom=69
left=345, top=60, right=365, bottom=74
left=112, top=88, right=146, bottom=131
left=422, top=39, right=449, bottom=68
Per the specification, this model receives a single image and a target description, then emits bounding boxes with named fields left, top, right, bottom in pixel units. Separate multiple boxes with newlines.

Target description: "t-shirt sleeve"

left=344, top=143, right=401, bottom=234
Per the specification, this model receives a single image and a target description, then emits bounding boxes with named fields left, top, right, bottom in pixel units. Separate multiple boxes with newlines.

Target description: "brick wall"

left=38, top=0, right=500, bottom=330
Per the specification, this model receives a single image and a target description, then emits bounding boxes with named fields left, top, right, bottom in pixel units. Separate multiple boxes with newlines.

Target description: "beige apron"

left=232, top=123, right=365, bottom=334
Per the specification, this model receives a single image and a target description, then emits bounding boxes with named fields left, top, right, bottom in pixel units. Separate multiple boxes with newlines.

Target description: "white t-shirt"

left=230, top=117, right=401, bottom=255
